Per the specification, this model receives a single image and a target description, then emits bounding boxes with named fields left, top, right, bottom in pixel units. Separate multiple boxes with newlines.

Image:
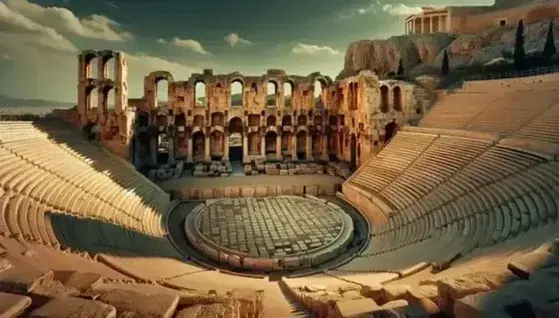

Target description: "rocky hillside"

left=339, top=19, right=559, bottom=80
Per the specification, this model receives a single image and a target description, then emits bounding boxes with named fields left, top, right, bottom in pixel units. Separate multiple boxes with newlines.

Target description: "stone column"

left=223, top=134, right=229, bottom=160
left=204, top=135, right=210, bottom=162
left=276, top=134, right=282, bottom=159
left=260, top=135, right=266, bottom=157
left=429, top=16, right=433, bottom=33
left=242, top=134, right=248, bottom=158
left=306, top=134, right=312, bottom=160
left=321, top=135, right=328, bottom=160
left=291, top=134, right=297, bottom=160
left=421, top=17, right=425, bottom=34
left=187, top=135, right=193, bottom=163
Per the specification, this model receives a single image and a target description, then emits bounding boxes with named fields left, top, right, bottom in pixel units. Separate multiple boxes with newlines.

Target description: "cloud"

left=106, top=2, right=119, bottom=9
left=381, top=4, right=423, bottom=16
left=0, top=2, right=78, bottom=53
left=172, top=37, right=210, bottom=55
left=156, top=38, right=166, bottom=44
left=5, top=0, right=132, bottom=41
left=291, top=43, right=340, bottom=55
left=223, top=33, right=253, bottom=47
left=1, top=53, right=12, bottom=60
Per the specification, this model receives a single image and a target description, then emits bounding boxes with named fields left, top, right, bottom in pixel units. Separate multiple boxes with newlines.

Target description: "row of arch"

left=81, top=50, right=120, bottom=81
left=85, top=85, right=116, bottom=111
left=380, top=85, right=403, bottom=113
left=154, top=78, right=327, bottom=108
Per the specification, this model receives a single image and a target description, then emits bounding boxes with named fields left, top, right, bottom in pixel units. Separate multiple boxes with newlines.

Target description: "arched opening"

left=296, top=131, right=307, bottom=160
left=380, top=85, right=389, bottom=113
left=247, top=132, right=260, bottom=155
left=103, top=56, right=116, bottom=80
left=297, top=114, right=307, bottom=126
left=312, top=131, right=322, bottom=157
left=349, top=82, right=358, bottom=111
left=228, top=117, right=243, bottom=165
left=175, top=113, right=186, bottom=129
left=281, top=132, right=292, bottom=157
left=248, top=114, right=260, bottom=127
left=211, top=112, right=225, bottom=127
left=195, top=81, right=206, bottom=107
left=314, top=80, right=324, bottom=106
left=267, top=81, right=277, bottom=107
left=284, top=82, right=293, bottom=107
left=384, top=122, right=399, bottom=143
left=156, top=113, right=167, bottom=127
left=155, top=79, right=169, bottom=109
left=138, top=112, right=149, bottom=127
left=157, top=132, right=170, bottom=165
left=230, top=80, right=243, bottom=107
left=266, top=115, right=276, bottom=127
left=210, top=130, right=224, bottom=159
left=86, top=86, right=99, bottom=110
left=350, top=133, right=357, bottom=170
left=193, top=115, right=204, bottom=128
left=328, top=130, right=338, bottom=161
left=102, top=86, right=116, bottom=111
left=393, top=86, right=402, bottom=112
left=265, top=131, right=277, bottom=155
left=313, top=115, right=322, bottom=126
left=86, top=56, right=99, bottom=78
left=282, top=115, right=292, bottom=127
left=192, top=131, right=205, bottom=160
left=328, top=115, right=337, bottom=126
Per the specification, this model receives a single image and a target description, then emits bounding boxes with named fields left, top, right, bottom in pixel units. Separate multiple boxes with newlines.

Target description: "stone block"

left=200, top=188, right=213, bottom=199
left=279, top=169, right=288, bottom=176
left=240, top=187, right=255, bottom=197
left=29, top=296, right=116, bottom=317
left=405, top=285, right=439, bottom=302
left=508, top=250, right=559, bottom=279
left=224, top=187, right=240, bottom=198
left=97, top=289, right=179, bottom=318
left=212, top=188, right=225, bottom=198
left=251, top=170, right=259, bottom=175
left=361, top=283, right=384, bottom=303
left=0, top=265, right=54, bottom=295
left=305, top=185, right=318, bottom=196
left=281, top=186, right=293, bottom=195
left=383, top=284, right=411, bottom=302
left=0, top=292, right=32, bottom=317
left=243, top=165, right=252, bottom=174
left=288, top=169, right=297, bottom=175
left=335, top=298, right=378, bottom=317
left=265, top=167, right=279, bottom=175
left=254, top=186, right=267, bottom=197
left=293, top=185, right=305, bottom=195
left=266, top=186, right=276, bottom=196
left=404, top=298, right=441, bottom=318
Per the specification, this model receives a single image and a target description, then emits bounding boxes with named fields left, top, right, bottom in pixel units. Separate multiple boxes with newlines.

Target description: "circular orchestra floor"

left=184, top=196, right=355, bottom=271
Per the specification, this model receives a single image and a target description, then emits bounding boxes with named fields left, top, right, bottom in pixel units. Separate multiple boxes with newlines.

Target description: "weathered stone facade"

left=75, top=51, right=416, bottom=172
left=77, top=50, right=134, bottom=159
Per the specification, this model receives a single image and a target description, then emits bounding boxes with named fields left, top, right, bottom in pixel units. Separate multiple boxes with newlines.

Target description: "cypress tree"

left=543, top=19, right=557, bottom=60
left=513, top=19, right=526, bottom=70
left=397, top=58, right=404, bottom=76
left=441, top=50, right=449, bottom=76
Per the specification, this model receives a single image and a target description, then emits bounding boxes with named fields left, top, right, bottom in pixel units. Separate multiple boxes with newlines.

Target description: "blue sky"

left=0, top=0, right=492, bottom=101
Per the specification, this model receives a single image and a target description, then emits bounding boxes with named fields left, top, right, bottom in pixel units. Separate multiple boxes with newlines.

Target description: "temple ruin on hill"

left=76, top=50, right=425, bottom=175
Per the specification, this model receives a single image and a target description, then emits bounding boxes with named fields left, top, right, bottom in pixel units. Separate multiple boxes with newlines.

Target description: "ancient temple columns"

left=306, top=134, right=312, bottom=160
left=260, top=135, right=266, bottom=156
left=276, top=134, right=282, bottom=158
left=187, top=136, right=193, bottom=162
left=223, top=134, right=230, bottom=160
left=405, top=14, right=448, bottom=34
left=204, top=135, right=210, bottom=161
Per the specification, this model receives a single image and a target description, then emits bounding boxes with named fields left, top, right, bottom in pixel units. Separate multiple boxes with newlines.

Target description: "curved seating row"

left=514, top=103, right=559, bottom=144
left=349, top=132, right=437, bottom=194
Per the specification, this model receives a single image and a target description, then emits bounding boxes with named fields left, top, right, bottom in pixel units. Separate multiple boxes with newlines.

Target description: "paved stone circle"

left=196, top=196, right=344, bottom=258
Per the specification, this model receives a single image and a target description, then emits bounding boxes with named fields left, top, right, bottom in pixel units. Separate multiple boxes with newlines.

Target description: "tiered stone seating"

left=419, top=92, right=497, bottom=129
left=348, top=132, right=437, bottom=194
left=379, top=136, right=492, bottom=211
left=340, top=145, right=556, bottom=272
left=0, top=138, right=168, bottom=238
left=514, top=103, right=559, bottom=144
left=465, top=90, right=559, bottom=134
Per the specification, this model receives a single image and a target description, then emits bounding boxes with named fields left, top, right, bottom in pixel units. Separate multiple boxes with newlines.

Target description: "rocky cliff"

left=339, top=19, right=559, bottom=80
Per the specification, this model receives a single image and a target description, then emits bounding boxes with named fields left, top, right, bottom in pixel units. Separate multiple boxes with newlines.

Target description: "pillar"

left=421, top=17, right=425, bottom=34
left=187, top=135, right=193, bottom=162
left=291, top=134, right=297, bottom=160
left=261, top=135, right=266, bottom=156
left=223, top=134, right=229, bottom=160
left=321, top=135, right=328, bottom=160
left=242, top=134, right=248, bottom=158
left=429, top=16, right=433, bottom=33
left=306, top=134, right=312, bottom=160
left=276, top=134, right=282, bottom=159
left=204, top=135, right=210, bottom=162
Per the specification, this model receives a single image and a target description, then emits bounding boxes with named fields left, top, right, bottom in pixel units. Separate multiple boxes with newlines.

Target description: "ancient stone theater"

left=1, top=4, right=559, bottom=316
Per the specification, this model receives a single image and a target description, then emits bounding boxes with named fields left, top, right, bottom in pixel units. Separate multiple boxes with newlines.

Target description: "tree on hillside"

left=397, top=58, right=404, bottom=76
left=543, top=19, right=557, bottom=60
left=441, top=50, right=449, bottom=76
left=514, top=19, right=526, bottom=70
